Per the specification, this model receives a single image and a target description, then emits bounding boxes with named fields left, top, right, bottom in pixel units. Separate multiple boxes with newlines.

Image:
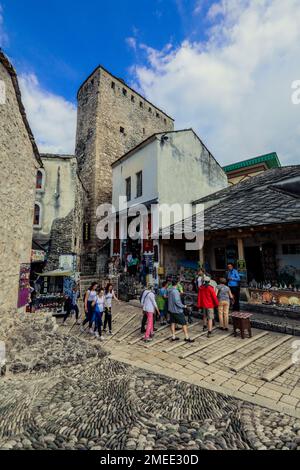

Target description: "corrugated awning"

left=35, top=269, right=73, bottom=277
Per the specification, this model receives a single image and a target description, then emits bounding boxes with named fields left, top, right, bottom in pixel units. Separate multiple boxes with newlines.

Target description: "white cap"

left=203, top=275, right=211, bottom=282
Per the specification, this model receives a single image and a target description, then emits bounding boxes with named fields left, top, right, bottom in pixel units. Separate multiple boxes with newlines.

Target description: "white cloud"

left=0, top=4, right=76, bottom=155
left=126, top=37, right=137, bottom=51
left=132, top=0, right=300, bottom=165
left=19, top=73, right=77, bottom=154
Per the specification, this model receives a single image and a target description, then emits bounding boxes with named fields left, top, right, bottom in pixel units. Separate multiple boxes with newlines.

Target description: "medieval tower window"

left=140, top=101, right=143, bottom=108
left=136, top=171, right=143, bottom=198
left=131, top=95, right=135, bottom=103
left=111, top=81, right=115, bottom=89
left=33, top=203, right=41, bottom=227
left=156, top=112, right=160, bottom=118
left=120, top=126, right=125, bottom=134
left=126, top=177, right=131, bottom=202
left=122, top=88, right=127, bottom=96
left=143, top=128, right=145, bottom=135
left=148, top=107, right=152, bottom=113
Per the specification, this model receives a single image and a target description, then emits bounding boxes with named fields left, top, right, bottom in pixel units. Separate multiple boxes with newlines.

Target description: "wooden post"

left=237, top=238, right=244, bottom=260
left=160, top=241, right=164, bottom=267
left=199, top=247, right=204, bottom=269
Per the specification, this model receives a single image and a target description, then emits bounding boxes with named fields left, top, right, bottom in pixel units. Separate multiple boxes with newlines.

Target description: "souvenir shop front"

left=200, top=225, right=300, bottom=310
left=31, top=269, right=75, bottom=314
left=111, top=213, right=159, bottom=285
left=159, top=225, right=300, bottom=312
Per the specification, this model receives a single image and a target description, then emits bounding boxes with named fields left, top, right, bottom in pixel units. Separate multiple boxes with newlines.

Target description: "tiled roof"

left=162, top=166, right=300, bottom=236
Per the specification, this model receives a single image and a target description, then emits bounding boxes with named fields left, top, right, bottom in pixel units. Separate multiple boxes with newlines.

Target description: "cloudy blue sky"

left=1, top=0, right=300, bottom=165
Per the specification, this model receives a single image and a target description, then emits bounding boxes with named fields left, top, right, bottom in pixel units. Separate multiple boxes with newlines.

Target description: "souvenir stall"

left=33, top=269, right=76, bottom=314
left=248, top=283, right=300, bottom=310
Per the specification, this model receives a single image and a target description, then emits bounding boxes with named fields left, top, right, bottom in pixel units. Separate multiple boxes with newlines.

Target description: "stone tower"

left=75, top=66, right=174, bottom=275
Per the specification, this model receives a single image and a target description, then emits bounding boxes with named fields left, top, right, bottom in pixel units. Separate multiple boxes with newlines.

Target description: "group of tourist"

left=68, top=282, right=120, bottom=340
left=62, top=263, right=241, bottom=344
left=140, top=279, right=195, bottom=343
left=139, top=263, right=241, bottom=342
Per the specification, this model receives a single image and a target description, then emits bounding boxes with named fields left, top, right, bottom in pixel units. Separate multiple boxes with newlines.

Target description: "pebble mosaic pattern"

left=1, top=312, right=300, bottom=451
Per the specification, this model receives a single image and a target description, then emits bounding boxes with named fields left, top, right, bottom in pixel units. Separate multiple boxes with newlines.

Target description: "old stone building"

left=75, top=66, right=174, bottom=275
left=0, top=51, right=42, bottom=313
left=111, top=128, right=228, bottom=283
left=33, top=154, right=85, bottom=272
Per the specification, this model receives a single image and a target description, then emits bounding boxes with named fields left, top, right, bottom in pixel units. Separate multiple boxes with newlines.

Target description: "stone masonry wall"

left=76, top=66, right=174, bottom=274
left=0, top=62, right=39, bottom=313
left=33, top=156, right=85, bottom=272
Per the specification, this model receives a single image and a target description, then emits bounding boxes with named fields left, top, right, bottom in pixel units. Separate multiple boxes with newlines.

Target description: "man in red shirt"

left=197, top=275, right=219, bottom=337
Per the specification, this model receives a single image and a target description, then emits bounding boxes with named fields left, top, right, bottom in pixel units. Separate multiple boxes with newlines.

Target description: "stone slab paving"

left=86, top=303, right=300, bottom=420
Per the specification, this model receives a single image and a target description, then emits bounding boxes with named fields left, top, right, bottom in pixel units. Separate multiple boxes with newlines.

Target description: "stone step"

left=204, top=331, right=269, bottom=365
left=262, top=358, right=294, bottom=382
left=231, top=335, right=293, bottom=373
left=248, top=313, right=300, bottom=336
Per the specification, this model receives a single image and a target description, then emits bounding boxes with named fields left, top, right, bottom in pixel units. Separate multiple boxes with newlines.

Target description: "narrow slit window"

left=126, top=177, right=131, bottom=202
left=33, top=204, right=41, bottom=226
left=136, top=171, right=143, bottom=198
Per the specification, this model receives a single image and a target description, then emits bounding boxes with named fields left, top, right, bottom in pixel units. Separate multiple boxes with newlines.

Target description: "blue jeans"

left=82, top=301, right=95, bottom=328
left=93, top=310, right=103, bottom=335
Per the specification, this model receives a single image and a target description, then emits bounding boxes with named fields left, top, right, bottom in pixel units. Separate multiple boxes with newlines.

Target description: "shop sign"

left=31, top=249, right=45, bottom=263
left=59, top=254, right=76, bottom=271
left=17, top=263, right=31, bottom=308
left=237, top=259, right=247, bottom=270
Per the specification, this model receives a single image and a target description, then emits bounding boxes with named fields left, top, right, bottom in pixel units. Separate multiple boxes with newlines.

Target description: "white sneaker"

left=95, top=331, right=99, bottom=338
left=89, top=328, right=94, bottom=335
left=99, top=336, right=104, bottom=341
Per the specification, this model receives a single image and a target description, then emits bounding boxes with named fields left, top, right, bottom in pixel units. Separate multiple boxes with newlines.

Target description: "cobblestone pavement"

left=72, top=302, right=300, bottom=419
left=1, top=307, right=300, bottom=451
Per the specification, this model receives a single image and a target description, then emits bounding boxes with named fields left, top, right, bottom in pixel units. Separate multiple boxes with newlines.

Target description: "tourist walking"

left=140, top=286, right=160, bottom=342
left=226, top=263, right=241, bottom=311
left=156, top=281, right=168, bottom=326
left=103, top=283, right=119, bottom=335
left=94, top=288, right=105, bottom=340
left=81, top=282, right=98, bottom=334
left=62, top=294, right=73, bottom=324
left=217, top=278, right=233, bottom=331
left=168, top=280, right=194, bottom=343
left=197, top=275, right=219, bottom=337
left=71, top=285, right=80, bottom=324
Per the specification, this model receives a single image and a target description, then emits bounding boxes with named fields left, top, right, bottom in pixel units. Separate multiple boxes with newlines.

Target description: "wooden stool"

left=231, top=312, right=253, bottom=339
